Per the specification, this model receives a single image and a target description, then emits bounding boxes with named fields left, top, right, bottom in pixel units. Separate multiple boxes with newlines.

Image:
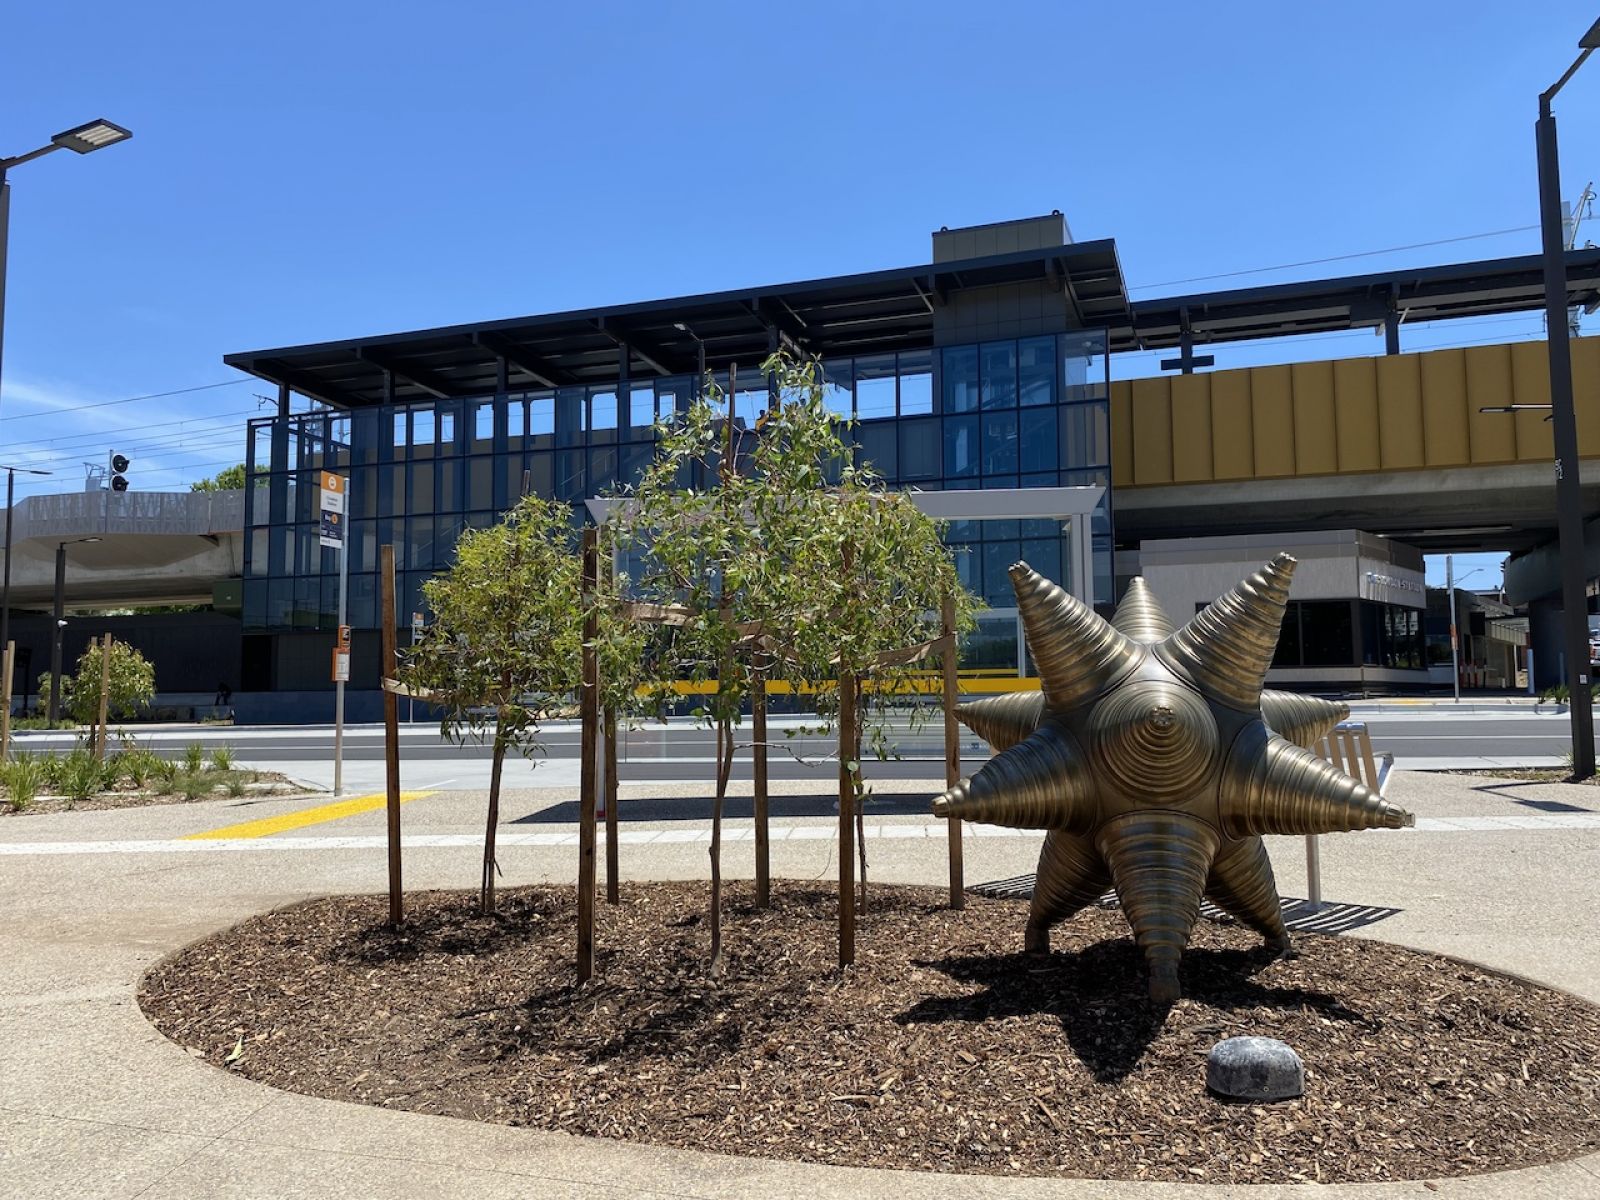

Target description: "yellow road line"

left=184, top=791, right=433, bottom=841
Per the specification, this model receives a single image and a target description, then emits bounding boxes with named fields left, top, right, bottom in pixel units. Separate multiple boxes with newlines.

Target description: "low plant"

left=119, top=747, right=163, bottom=789
left=58, top=750, right=107, bottom=803
left=183, top=742, right=205, bottom=774
left=1, top=753, right=44, bottom=811
left=221, top=771, right=248, bottom=798
left=153, top=757, right=182, bottom=793
left=207, top=745, right=236, bottom=772
left=177, top=772, right=213, bottom=801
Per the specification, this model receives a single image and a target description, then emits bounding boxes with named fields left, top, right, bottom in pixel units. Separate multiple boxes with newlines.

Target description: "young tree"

left=38, top=638, right=156, bottom=725
left=616, top=352, right=977, bottom=970
left=190, top=464, right=247, bottom=492
left=399, top=494, right=584, bottom=915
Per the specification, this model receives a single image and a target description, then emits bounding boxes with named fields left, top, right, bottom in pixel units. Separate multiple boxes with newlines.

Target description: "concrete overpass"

left=0, top=490, right=243, bottom=611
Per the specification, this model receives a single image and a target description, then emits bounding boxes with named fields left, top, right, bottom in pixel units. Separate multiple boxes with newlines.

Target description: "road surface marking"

left=182, top=791, right=434, bottom=840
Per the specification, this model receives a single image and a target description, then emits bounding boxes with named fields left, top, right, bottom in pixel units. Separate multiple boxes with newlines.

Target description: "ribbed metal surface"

left=1097, top=811, right=1220, bottom=1004
left=1010, top=561, right=1141, bottom=712
left=1110, top=576, right=1175, bottom=643
left=953, top=692, right=1045, bottom=753
left=1087, top=680, right=1218, bottom=803
left=1026, top=830, right=1112, bottom=951
left=1222, top=727, right=1415, bottom=838
left=931, top=721, right=1093, bottom=831
left=1205, top=836, right=1290, bottom=948
left=1260, top=689, right=1350, bottom=749
left=1157, top=553, right=1296, bottom=711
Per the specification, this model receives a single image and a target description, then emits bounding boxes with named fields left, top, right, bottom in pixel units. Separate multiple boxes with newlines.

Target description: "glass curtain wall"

left=242, top=328, right=1113, bottom=681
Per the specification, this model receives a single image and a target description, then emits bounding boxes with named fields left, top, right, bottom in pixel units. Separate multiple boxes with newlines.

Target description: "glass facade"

left=242, top=330, right=1112, bottom=672
left=1268, top=599, right=1425, bottom=671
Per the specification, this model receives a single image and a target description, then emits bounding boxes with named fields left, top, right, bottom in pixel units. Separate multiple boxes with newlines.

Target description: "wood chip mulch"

left=139, top=882, right=1600, bottom=1184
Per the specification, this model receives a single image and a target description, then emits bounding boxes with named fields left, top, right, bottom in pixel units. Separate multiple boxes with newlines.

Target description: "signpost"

left=322, top=471, right=349, bottom=795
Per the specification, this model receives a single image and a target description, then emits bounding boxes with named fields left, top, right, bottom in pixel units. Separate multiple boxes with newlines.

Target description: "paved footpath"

left=2, top=771, right=1599, bottom=1199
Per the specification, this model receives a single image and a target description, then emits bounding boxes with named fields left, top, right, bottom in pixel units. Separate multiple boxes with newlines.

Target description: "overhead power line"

left=0, top=378, right=251, bottom=423
left=1129, top=224, right=1542, bottom=293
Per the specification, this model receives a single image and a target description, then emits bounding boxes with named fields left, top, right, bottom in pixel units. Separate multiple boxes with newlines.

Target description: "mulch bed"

left=1443, top=768, right=1600, bottom=788
left=140, top=882, right=1600, bottom=1184
left=2, top=773, right=303, bottom=816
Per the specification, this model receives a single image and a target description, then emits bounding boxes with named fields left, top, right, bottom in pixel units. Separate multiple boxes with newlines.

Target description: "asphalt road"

left=12, top=708, right=1582, bottom=778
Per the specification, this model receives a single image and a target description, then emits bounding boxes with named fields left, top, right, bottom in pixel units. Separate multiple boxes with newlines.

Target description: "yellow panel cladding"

left=1375, top=354, right=1425, bottom=470
left=1331, top=357, right=1380, bottom=471
left=1250, top=365, right=1295, bottom=478
left=1510, top=340, right=1554, bottom=461
left=1290, top=361, right=1338, bottom=475
left=1130, top=377, right=1174, bottom=485
left=1420, top=349, right=1470, bottom=466
left=1170, top=374, right=1214, bottom=483
left=1576, top=337, right=1600, bottom=459
left=1210, top=369, right=1254, bottom=480
left=1464, top=344, right=1517, bottom=465
left=1110, top=381, right=1134, bottom=487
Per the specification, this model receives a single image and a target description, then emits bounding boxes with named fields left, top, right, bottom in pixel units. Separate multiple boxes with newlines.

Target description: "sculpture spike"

left=931, top=723, right=1094, bottom=831
left=1025, top=831, right=1111, bottom=952
left=1111, top=576, right=1174, bottom=644
left=955, top=692, right=1044, bottom=752
left=1205, top=836, right=1291, bottom=953
left=1156, top=553, right=1296, bottom=711
left=1009, top=561, right=1141, bottom=711
left=1221, top=728, right=1415, bottom=838
left=1261, top=689, right=1350, bottom=750
left=1097, top=811, right=1220, bottom=1003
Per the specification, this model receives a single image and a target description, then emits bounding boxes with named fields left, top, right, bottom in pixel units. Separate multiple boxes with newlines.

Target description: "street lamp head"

left=1581, top=17, right=1600, bottom=49
left=50, top=119, right=131, bottom=156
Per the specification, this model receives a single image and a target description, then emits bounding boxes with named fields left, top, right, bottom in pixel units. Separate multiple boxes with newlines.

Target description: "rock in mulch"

left=139, top=881, right=1600, bottom=1184
left=1207, top=1036, right=1304, bottom=1101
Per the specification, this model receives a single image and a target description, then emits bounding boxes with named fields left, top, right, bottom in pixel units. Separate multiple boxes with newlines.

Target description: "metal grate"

left=969, top=875, right=1401, bottom=935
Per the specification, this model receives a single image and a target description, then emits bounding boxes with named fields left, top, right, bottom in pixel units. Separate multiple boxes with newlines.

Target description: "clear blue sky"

left=5, top=1, right=1600, bottom=588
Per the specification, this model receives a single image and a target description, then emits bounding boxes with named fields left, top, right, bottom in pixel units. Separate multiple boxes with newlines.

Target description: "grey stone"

left=1205, top=1036, right=1304, bottom=1101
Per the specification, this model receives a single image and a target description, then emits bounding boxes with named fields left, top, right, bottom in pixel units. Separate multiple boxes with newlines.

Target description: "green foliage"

left=117, top=745, right=163, bottom=789
left=208, top=745, right=236, bottom=772
left=400, top=493, right=588, bottom=757
left=0, top=753, right=43, bottom=811
left=183, top=742, right=205, bottom=773
left=176, top=772, right=213, bottom=801
left=36, top=638, right=157, bottom=725
left=220, top=771, right=248, bottom=798
left=153, top=757, right=182, bottom=793
left=190, top=463, right=247, bottom=492
left=57, top=750, right=110, bottom=802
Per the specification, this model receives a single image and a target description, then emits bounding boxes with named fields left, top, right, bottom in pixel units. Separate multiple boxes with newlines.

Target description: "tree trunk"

left=709, top=717, right=733, bottom=974
left=481, top=724, right=507, bottom=916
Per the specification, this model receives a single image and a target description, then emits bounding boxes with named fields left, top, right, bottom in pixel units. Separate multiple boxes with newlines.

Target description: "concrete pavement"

left=2, top=770, right=1599, bottom=1197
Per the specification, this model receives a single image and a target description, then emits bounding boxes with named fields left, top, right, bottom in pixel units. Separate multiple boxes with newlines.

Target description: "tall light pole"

left=1537, top=19, right=1600, bottom=779
left=47, top=537, right=101, bottom=724
left=0, top=120, right=133, bottom=420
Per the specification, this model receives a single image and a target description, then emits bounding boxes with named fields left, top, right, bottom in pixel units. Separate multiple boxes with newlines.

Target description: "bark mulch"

left=139, top=882, right=1600, bottom=1184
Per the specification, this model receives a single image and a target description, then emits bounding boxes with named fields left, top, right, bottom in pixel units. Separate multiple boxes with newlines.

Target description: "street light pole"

left=1537, top=19, right=1600, bottom=779
left=1, top=464, right=53, bottom=661
left=1447, top=555, right=1461, bottom=703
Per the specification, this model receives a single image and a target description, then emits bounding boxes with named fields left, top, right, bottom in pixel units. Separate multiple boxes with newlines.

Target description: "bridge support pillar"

left=1530, top=596, right=1567, bottom=694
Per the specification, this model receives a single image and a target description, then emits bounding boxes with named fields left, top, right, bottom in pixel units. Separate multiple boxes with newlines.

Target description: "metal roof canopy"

left=225, top=243, right=1129, bottom=410
left=1125, top=248, right=1600, bottom=349
left=226, top=244, right=1600, bottom=411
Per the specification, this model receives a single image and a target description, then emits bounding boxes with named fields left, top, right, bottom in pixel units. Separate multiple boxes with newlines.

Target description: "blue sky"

left=4, top=1, right=1599, bottom=588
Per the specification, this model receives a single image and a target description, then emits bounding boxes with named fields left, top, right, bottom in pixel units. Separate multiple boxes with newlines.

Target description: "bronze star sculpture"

left=932, top=555, right=1414, bottom=1003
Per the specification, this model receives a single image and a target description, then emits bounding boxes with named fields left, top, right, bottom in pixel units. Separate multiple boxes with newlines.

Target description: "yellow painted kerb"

left=184, top=790, right=432, bottom=840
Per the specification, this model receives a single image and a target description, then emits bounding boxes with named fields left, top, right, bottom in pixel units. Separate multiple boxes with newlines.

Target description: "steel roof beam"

left=354, top=347, right=458, bottom=400
left=472, top=331, right=573, bottom=388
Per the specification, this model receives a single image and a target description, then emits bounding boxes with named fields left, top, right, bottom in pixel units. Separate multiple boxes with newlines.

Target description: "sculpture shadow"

left=513, top=791, right=936, bottom=824
left=897, top=937, right=1376, bottom=1084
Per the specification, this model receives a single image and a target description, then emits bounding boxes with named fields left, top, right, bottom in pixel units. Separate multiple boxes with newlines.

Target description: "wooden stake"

left=838, top=663, right=857, bottom=968
left=577, top=527, right=598, bottom=982
left=94, top=633, right=112, bottom=762
left=838, top=541, right=856, bottom=969
left=604, top=704, right=619, bottom=904
left=941, top=592, right=964, bottom=908
left=752, top=652, right=770, bottom=908
left=379, top=544, right=403, bottom=926
left=0, top=641, right=13, bottom=763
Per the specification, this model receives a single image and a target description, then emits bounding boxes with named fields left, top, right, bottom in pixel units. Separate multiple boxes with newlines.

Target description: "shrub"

left=1, top=754, right=44, bottom=811
left=58, top=750, right=106, bottom=803
left=153, top=757, right=182, bottom=793
left=119, top=747, right=163, bottom=789
left=221, top=771, right=248, bottom=798
left=183, top=743, right=205, bottom=774
left=207, top=745, right=236, bottom=772
left=177, top=772, right=212, bottom=801
left=35, top=638, right=156, bottom=725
